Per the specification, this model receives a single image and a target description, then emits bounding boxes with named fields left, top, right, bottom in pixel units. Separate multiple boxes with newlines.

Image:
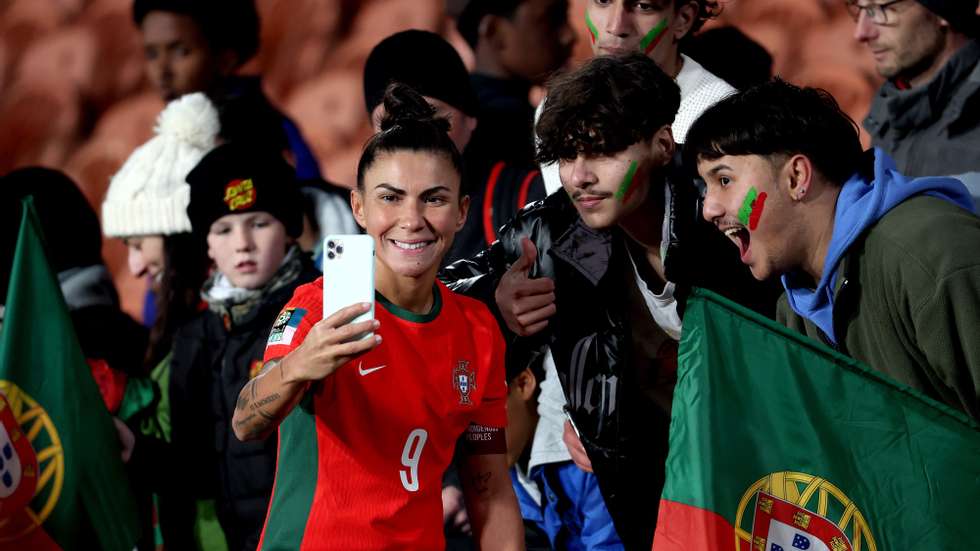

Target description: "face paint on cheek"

left=737, top=187, right=768, bottom=231
left=639, top=18, right=669, bottom=55
left=585, top=9, right=599, bottom=44
left=614, top=160, right=640, bottom=203
left=749, top=193, right=768, bottom=230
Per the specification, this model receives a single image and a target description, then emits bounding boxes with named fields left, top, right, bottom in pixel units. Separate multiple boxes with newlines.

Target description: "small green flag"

left=654, top=288, right=980, bottom=551
left=0, top=198, right=140, bottom=550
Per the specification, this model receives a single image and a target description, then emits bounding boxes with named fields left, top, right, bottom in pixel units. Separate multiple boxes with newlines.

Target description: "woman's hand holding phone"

left=282, top=302, right=382, bottom=383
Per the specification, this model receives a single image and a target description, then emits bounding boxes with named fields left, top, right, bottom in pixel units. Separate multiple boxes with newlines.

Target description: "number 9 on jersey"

left=399, top=428, right=428, bottom=492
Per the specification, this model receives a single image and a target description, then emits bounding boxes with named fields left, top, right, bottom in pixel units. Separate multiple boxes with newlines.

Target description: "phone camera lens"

left=327, top=240, right=335, bottom=249
left=327, top=251, right=335, bottom=260
left=336, top=245, right=344, bottom=254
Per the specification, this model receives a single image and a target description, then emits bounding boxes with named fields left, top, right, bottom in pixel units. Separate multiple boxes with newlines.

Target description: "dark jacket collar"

left=550, top=217, right=615, bottom=287
left=870, top=40, right=980, bottom=134
left=545, top=178, right=669, bottom=288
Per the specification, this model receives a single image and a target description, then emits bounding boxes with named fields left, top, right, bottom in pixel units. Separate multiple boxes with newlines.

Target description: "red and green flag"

left=654, top=288, right=980, bottom=550
left=0, top=199, right=140, bottom=550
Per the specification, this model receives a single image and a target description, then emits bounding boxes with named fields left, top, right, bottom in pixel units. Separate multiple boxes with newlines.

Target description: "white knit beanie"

left=102, top=93, right=220, bottom=237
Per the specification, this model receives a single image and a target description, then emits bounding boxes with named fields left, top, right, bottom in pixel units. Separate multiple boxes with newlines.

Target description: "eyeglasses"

left=845, top=0, right=911, bottom=24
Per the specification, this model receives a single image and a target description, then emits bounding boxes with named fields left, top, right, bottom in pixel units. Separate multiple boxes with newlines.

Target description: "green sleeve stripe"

left=259, top=392, right=318, bottom=550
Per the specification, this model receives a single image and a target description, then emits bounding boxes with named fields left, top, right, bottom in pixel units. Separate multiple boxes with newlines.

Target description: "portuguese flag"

left=0, top=199, right=140, bottom=549
left=654, top=288, right=980, bottom=550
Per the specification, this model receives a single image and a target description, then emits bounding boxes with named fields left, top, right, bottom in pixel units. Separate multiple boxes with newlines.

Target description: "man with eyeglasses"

left=848, top=0, right=980, bottom=182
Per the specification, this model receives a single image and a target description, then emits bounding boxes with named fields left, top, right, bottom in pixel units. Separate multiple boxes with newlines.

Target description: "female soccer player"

left=232, top=83, right=523, bottom=550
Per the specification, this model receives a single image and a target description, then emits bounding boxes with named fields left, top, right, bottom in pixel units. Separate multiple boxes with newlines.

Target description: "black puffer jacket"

left=440, top=174, right=779, bottom=547
left=169, top=255, right=318, bottom=551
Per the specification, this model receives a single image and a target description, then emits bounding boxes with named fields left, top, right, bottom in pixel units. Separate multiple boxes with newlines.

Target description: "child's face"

left=352, top=150, right=467, bottom=283
left=141, top=11, right=220, bottom=101
left=206, top=212, right=291, bottom=290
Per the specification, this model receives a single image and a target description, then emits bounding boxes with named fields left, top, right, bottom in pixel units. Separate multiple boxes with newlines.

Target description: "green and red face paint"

left=737, top=187, right=768, bottom=231
left=614, top=160, right=640, bottom=203
left=639, top=18, right=669, bottom=55
left=585, top=9, right=668, bottom=54
left=586, top=9, right=599, bottom=44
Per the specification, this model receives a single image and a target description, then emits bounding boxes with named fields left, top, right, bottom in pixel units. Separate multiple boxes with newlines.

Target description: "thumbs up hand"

left=494, top=238, right=556, bottom=337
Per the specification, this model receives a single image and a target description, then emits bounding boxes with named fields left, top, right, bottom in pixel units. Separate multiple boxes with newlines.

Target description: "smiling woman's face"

left=352, top=150, right=468, bottom=283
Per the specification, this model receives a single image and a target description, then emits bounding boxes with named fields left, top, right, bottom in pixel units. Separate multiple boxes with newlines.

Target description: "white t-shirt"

left=626, top=246, right=682, bottom=340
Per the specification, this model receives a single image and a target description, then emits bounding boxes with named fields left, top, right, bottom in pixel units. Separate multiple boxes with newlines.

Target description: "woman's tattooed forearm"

left=233, top=359, right=285, bottom=439
left=236, top=381, right=253, bottom=411
left=251, top=392, right=281, bottom=411
left=467, top=471, right=492, bottom=495
left=235, top=359, right=280, bottom=412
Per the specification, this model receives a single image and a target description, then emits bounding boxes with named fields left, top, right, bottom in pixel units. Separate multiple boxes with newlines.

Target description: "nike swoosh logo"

left=358, top=363, right=386, bottom=376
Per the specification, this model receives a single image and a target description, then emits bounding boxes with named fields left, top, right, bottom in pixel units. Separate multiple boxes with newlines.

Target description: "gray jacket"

left=864, top=40, right=980, bottom=177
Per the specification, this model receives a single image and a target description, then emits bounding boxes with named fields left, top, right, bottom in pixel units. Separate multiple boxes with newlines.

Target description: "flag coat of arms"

left=0, top=199, right=140, bottom=550
left=0, top=391, right=38, bottom=517
left=653, top=289, right=980, bottom=550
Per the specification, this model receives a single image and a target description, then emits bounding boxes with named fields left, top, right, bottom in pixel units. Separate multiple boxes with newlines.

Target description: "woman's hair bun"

left=379, top=82, right=451, bottom=135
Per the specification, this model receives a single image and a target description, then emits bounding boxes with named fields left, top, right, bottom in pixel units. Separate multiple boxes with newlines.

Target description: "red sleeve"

left=263, top=280, right=323, bottom=362
left=470, top=309, right=508, bottom=429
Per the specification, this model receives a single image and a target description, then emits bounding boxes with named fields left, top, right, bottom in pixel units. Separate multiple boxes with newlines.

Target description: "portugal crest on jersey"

left=0, top=391, right=38, bottom=518
left=452, top=360, right=475, bottom=405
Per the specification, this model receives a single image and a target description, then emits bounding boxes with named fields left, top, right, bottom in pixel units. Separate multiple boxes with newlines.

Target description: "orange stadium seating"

left=0, top=0, right=882, bottom=321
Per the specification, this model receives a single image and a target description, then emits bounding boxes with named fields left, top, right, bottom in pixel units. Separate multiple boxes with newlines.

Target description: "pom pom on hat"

left=102, top=93, right=220, bottom=237
left=155, top=92, right=221, bottom=150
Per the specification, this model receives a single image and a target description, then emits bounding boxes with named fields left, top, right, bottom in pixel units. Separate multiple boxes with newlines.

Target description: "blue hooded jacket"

left=782, top=149, right=975, bottom=344
left=511, top=462, right=623, bottom=551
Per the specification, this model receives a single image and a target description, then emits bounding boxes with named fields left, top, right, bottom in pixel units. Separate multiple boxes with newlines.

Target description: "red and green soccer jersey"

left=258, top=278, right=508, bottom=550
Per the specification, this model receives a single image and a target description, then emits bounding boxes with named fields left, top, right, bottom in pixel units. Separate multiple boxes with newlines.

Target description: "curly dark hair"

left=684, top=78, right=865, bottom=186
left=683, top=0, right=722, bottom=36
left=536, top=53, right=680, bottom=164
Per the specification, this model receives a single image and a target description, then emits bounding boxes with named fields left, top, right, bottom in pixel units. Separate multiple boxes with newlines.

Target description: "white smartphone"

left=322, top=234, right=375, bottom=340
